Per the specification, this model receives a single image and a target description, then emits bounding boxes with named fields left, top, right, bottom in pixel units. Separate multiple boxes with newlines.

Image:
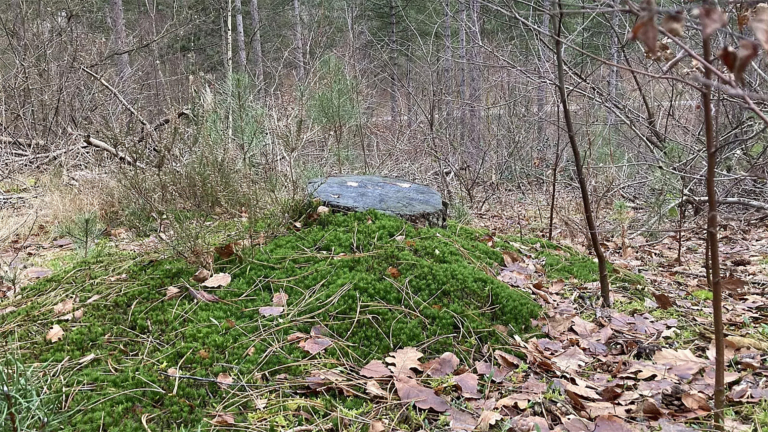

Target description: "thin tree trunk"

left=554, top=0, right=611, bottom=306
left=607, top=11, right=619, bottom=128
left=458, top=0, right=467, bottom=144
left=548, top=102, right=561, bottom=241
left=109, top=0, right=131, bottom=78
left=249, top=0, right=265, bottom=95
left=293, top=0, right=305, bottom=81
left=389, top=0, right=399, bottom=126
left=701, top=36, right=725, bottom=427
left=226, top=0, right=233, bottom=145
left=536, top=0, right=550, bottom=143
left=234, top=0, right=247, bottom=70
left=443, top=0, right=453, bottom=122
left=467, top=0, right=482, bottom=164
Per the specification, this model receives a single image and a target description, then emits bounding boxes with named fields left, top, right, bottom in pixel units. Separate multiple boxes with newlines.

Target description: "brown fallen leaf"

left=188, top=288, right=220, bottom=303
left=365, top=380, right=388, bottom=398
left=201, top=273, right=231, bottom=288
left=454, top=373, right=482, bottom=398
left=553, top=346, right=589, bottom=372
left=24, top=267, right=52, bottom=279
left=53, top=298, right=74, bottom=315
left=423, top=352, right=460, bottom=377
left=272, top=292, right=288, bottom=306
left=211, top=412, right=235, bottom=426
left=449, top=408, right=478, bottom=432
left=682, top=391, right=711, bottom=412
left=629, top=0, right=659, bottom=56
left=386, top=347, right=423, bottom=379
left=386, top=266, right=401, bottom=279
left=653, top=292, right=674, bottom=310
left=46, top=325, right=64, bottom=343
left=394, top=376, right=450, bottom=412
left=361, top=360, right=392, bottom=378
left=60, top=309, right=84, bottom=322
left=217, top=373, right=234, bottom=387
left=165, top=286, right=183, bottom=300
left=593, top=415, right=633, bottom=432
left=726, top=336, right=768, bottom=351
left=214, top=243, right=237, bottom=259
left=258, top=306, right=283, bottom=316
left=477, top=410, right=503, bottom=432
left=496, top=394, right=530, bottom=410
left=191, top=268, right=211, bottom=283
left=299, top=337, right=332, bottom=355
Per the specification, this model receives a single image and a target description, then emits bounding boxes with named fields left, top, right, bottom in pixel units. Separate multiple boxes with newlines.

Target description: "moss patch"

left=2, top=211, right=542, bottom=431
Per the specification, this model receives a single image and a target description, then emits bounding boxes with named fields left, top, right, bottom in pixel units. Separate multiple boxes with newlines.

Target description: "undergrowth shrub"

left=1, top=354, right=66, bottom=431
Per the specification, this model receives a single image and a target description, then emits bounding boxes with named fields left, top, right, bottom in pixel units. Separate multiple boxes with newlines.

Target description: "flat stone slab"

left=308, top=176, right=446, bottom=226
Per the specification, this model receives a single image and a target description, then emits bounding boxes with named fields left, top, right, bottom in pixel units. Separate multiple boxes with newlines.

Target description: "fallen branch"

left=82, top=136, right=145, bottom=169
left=685, top=196, right=768, bottom=212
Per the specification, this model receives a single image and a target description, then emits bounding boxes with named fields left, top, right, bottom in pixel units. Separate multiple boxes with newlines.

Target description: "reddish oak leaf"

left=454, top=373, right=482, bottom=398
left=385, top=347, right=423, bottom=379
left=423, top=352, right=460, bottom=377
left=629, top=0, right=659, bottom=56
left=394, top=376, right=450, bottom=412
left=700, top=6, right=728, bottom=39
left=360, top=360, right=392, bottom=378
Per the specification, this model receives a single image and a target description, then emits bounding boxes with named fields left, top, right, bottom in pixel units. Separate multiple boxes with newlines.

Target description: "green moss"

left=2, top=211, right=543, bottom=431
left=692, top=290, right=713, bottom=301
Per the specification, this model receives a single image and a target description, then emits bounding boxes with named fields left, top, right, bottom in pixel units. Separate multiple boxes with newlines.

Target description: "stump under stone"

left=308, top=175, right=447, bottom=227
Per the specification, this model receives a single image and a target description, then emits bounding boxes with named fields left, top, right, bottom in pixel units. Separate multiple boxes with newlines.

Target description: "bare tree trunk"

left=443, top=0, right=453, bottom=122
left=554, top=0, right=611, bottom=307
left=226, top=0, right=233, bottom=145
left=466, top=0, right=482, bottom=167
left=458, top=0, right=467, bottom=133
left=250, top=0, right=265, bottom=94
left=606, top=11, right=619, bottom=128
left=293, top=0, right=305, bottom=81
left=535, top=0, right=550, bottom=143
left=109, top=0, right=131, bottom=78
left=701, top=36, right=725, bottom=427
left=234, top=0, right=247, bottom=70
left=389, top=0, right=399, bottom=126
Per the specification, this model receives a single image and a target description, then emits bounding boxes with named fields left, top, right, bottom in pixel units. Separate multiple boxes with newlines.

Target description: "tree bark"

left=467, top=0, right=482, bottom=164
left=536, top=0, right=550, bottom=143
left=701, top=36, right=725, bottom=428
left=389, top=0, right=399, bottom=126
left=458, top=0, right=467, bottom=143
left=249, top=0, right=265, bottom=94
left=234, top=0, right=247, bottom=70
left=109, top=0, right=131, bottom=78
left=293, top=0, right=305, bottom=81
left=554, top=0, right=611, bottom=307
left=443, top=0, right=453, bottom=122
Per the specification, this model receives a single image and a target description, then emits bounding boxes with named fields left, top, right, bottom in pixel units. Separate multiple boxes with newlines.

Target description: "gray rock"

left=308, top=176, right=447, bottom=227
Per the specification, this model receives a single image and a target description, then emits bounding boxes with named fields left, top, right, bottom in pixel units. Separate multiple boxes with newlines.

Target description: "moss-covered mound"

left=1, top=211, right=540, bottom=431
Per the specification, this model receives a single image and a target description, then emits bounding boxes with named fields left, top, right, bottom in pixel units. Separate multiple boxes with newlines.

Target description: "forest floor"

left=2, top=183, right=768, bottom=432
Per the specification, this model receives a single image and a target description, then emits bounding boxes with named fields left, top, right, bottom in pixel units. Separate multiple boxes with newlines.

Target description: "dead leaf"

left=46, top=325, right=64, bottom=342
left=571, top=316, right=598, bottom=338
left=201, top=273, right=231, bottom=288
left=423, top=352, right=460, bottom=377
left=165, top=286, right=182, bottom=300
left=682, top=391, right=711, bottom=411
left=299, top=337, right=332, bottom=355
left=361, top=360, right=392, bottom=378
left=214, top=243, right=237, bottom=259
left=593, top=415, right=633, bottom=432
left=661, top=10, right=686, bottom=37
left=394, top=376, right=450, bottom=412
left=700, top=6, right=728, bottom=39
left=188, top=288, right=220, bottom=303
left=629, top=0, right=659, bottom=56
left=217, top=373, right=234, bottom=387
left=750, top=4, right=768, bottom=51
left=553, top=346, right=589, bottom=372
left=272, top=292, right=288, bottom=306
left=386, top=266, right=401, bottom=279
left=317, top=205, right=330, bottom=214
left=726, top=335, right=768, bottom=351
left=719, top=40, right=760, bottom=85
left=449, top=408, right=478, bottom=431
left=496, top=394, right=530, bottom=410
left=454, top=373, right=482, bottom=398
left=653, top=292, right=674, bottom=309
left=191, top=268, right=210, bottom=283
left=211, top=413, right=235, bottom=426
left=477, top=410, right=503, bottom=432
left=385, top=347, right=423, bottom=379
left=53, top=298, right=74, bottom=315
left=167, top=368, right=179, bottom=376
left=365, top=380, right=388, bottom=398
left=60, top=309, right=84, bottom=322
left=258, top=306, right=283, bottom=316
left=24, top=267, right=52, bottom=279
